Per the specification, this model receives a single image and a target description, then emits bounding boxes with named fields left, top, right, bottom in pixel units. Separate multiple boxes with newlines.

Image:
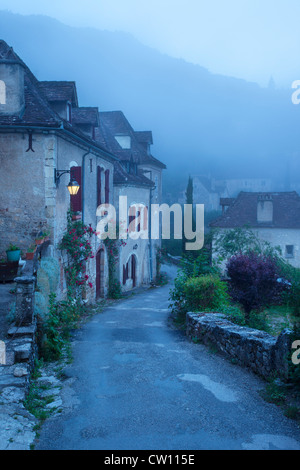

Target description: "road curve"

left=35, top=265, right=300, bottom=450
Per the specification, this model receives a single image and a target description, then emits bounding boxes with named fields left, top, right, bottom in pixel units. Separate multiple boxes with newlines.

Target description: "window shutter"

left=128, top=206, right=136, bottom=235
left=105, top=170, right=110, bottom=204
left=70, top=166, right=82, bottom=212
left=97, top=166, right=102, bottom=207
left=143, top=206, right=149, bottom=231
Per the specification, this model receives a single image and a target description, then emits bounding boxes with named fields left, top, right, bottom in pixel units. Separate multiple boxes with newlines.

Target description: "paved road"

left=36, top=265, right=300, bottom=450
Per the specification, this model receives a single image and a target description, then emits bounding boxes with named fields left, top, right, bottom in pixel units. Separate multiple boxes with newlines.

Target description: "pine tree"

left=182, top=176, right=195, bottom=256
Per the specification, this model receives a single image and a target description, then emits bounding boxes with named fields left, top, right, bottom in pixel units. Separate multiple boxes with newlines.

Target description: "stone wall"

left=186, top=312, right=292, bottom=380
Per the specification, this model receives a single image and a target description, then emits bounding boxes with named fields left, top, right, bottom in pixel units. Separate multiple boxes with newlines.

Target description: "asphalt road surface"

left=36, top=264, right=300, bottom=450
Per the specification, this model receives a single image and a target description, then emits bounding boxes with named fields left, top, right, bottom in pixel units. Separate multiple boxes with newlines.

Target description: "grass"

left=263, top=305, right=299, bottom=336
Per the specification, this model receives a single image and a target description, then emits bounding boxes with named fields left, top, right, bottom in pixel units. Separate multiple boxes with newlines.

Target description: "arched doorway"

left=96, top=248, right=105, bottom=299
left=122, top=254, right=137, bottom=288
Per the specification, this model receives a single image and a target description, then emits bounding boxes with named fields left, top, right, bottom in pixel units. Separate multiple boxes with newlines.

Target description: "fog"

left=0, top=8, right=300, bottom=200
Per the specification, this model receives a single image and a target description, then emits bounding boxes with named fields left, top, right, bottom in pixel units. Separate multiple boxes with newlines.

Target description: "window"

left=285, top=245, right=294, bottom=258
left=115, top=135, right=131, bottom=149
left=70, top=166, right=82, bottom=212
left=128, top=206, right=136, bottom=235
left=67, top=102, right=72, bottom=123
left=105, top=170, right=110, bottom=204
left=0, top=80, right=6, bottom=105
left=97, top=166, right=102, bottom=207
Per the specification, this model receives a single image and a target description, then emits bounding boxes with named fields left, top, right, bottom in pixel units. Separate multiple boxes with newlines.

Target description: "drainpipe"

left=81, top=149, right=91, bottom=225
left=147, top=171, right=156, bottom=283
left=149, top=183, right=153, bottom=282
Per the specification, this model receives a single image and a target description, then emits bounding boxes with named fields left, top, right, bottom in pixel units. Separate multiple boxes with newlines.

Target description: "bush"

left=222, top=304, right=246, bottom=326
left=226, top=251, right=285, bottom=321
left=183, top=275, right=228, bottom=312
left=169, top=271, right=188, bottom=316
left=290, top=281, right=300, bottom=317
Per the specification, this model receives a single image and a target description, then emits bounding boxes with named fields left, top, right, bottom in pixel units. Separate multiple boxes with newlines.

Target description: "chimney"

left=257, top=194, right=273, bottom=223
left=0, top=41, right=25, bottom=117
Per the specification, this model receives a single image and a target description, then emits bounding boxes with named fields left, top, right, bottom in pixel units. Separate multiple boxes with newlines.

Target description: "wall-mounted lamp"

left=54, top=169, right=80, bottom=196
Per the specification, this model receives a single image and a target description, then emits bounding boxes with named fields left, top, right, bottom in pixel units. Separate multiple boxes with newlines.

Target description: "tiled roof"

left=135, top=131, right=153, bottom=145
left=98, top=111, right=166, bottom=169
left=0, top=41, right=115, bottom=160
left=0, top=40, right=22, bottom=62
left=0, top=73, right=62, bottom=127
left=72, top=107, right=100, bottom=126
left=38, top=81, right=78, bottom=106
left=113, top=160, right=154, bottom=187
left=210, top=191, right=300, bottom=229
left=0, top=41, right=163, bottom=177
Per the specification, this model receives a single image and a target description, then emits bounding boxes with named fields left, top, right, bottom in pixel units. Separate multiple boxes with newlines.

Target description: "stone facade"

left=186, top=312, right=292, bottom=380
left=0, top=40, right=165, bottom=303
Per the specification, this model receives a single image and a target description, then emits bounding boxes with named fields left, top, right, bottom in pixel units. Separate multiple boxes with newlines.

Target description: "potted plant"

left=35, top=234, right=45, bottom=245
left=6, top=244, right=21, bottom=262
left=42, top=230, right=50, bottom=242
left=26, top=245, right=36, bottom=260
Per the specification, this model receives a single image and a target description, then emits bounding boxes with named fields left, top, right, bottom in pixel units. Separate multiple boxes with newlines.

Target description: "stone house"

left=95, top=111, right=166, bottom=292
left=0, top=40, right=165, bottom=301
left=210, top=191, right=300, bottom=269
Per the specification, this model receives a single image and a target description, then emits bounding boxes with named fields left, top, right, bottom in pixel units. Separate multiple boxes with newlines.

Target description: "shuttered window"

left=97, top=166, right=102, bottom=207
left=70, top=166, right=82, bottom=212
left=105, top=170, right=110, bottom=204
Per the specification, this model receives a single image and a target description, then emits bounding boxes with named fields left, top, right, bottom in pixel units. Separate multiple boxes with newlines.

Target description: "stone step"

left=7, top=325, right=36, bottom=339
left=0, top=374, right=25, bottom=391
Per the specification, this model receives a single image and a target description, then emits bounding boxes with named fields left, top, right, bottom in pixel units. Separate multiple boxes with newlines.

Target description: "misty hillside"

left=0, top=11, right=299, bottom=193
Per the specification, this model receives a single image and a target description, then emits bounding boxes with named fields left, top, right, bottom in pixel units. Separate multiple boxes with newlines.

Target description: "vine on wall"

left=58, top=210, right=96, bottom=298
left=101, top=221, right=126, bottom=299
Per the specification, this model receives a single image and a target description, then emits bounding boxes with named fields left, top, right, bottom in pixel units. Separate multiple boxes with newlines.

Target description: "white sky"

left=0, top=0, right=299, bottom=87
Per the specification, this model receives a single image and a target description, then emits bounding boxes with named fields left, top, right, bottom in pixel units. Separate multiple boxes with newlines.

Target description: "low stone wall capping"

left=186, top=312, right=293, bottom=380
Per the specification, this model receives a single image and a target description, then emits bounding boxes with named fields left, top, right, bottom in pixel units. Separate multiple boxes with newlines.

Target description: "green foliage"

left=6, top=244, right=20, bottom=252
left=222, top=304, right=246, bottom=326
left=169, top=270, right=189, bottom=316
left=246, top=310, right=269, bottom=332
left=180, top=250, right=219, bottom=279
left=40, top=292, right=84, bottom=362
left=213, top=226, right=282, bottom=262
left=169, top=236, right=222, bottom=316
left=104, top=236, right=124, bottom=299
left=183, top=275, right=228, bottom=312
left=288, top=323, right=300, bottom=388
left=261, top=380, right=286, bottom=405
left=289, top=282, right=300, bottom=317
left=58, top=210, right=96, bottom=296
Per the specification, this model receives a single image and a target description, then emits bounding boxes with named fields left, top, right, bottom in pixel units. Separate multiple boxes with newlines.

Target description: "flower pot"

left=6, top=250, right=21, bottom=262
left=26, top=252, right=35, bottom=260
left=35, top=238, right=44, bottom=245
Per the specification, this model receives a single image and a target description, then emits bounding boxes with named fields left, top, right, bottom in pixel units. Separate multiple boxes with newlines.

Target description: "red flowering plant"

left=58, top=210, right=97, bottom=298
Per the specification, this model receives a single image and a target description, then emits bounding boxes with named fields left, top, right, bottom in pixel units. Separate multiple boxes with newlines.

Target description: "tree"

left=182, top=176, right=195, bottom=256
left=213, top=226, right=282, bottom=261
left=226, top=251, right=285, bottom=322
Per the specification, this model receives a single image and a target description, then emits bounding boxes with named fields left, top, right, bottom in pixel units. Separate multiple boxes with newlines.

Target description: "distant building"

left=210, top=191, right=300, bottom=269
left=178, top=175, right=272, bottom=212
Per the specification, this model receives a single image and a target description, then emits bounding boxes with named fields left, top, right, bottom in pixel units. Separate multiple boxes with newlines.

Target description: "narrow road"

left=36, top=265, right=300, bottom=450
